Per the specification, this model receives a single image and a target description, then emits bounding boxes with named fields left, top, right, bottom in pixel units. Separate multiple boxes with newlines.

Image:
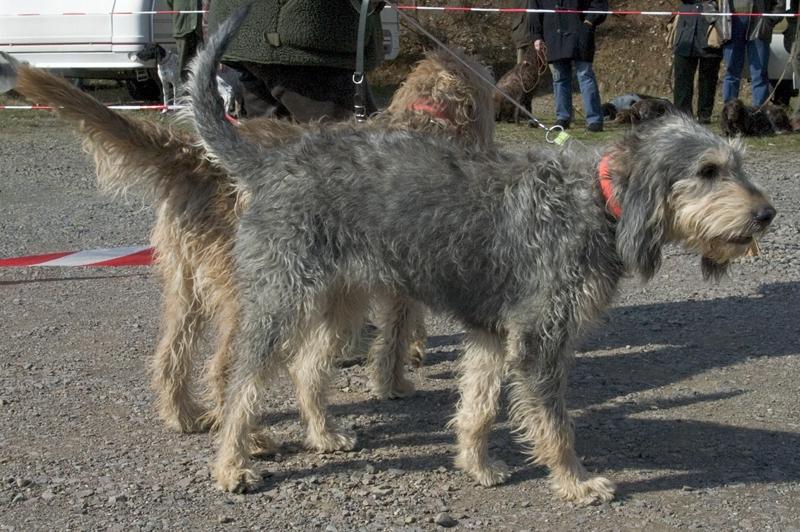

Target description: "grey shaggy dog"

left=189, top=9, right=776, bottom=503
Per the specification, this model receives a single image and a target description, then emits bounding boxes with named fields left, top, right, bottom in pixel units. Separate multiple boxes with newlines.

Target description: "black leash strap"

left=353, top=0, right=371, bottom=122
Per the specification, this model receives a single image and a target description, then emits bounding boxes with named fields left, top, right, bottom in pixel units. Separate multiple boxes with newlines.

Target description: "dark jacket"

left=784, top=0, right=798, bottom=52
left=529, top=0, right=608, bottom=63
left=166, top=0, right=201, bottom=38
left=511, top=0, right=533, bottom=48
left=207, top=0, right=384, bottom=71
left=674, top=1, right=722, bottom=58
left=717, top=0, right=783, bottom=42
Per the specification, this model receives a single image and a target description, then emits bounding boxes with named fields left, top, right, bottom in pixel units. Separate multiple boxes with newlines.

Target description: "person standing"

left=717, top=0, right=783, bottom=106
left=530, top=0, right=608, bottom=132
left=166, top=0, right=203, bottom=81
left=512, top=0, right=534, bottom=64
left=673, top=1, right=723, bottom=124
left=207, top=0, right=384, bottom=122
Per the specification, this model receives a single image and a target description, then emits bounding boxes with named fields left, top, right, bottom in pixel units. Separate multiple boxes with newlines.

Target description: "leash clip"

left=545, top=125, right=570, bottom=145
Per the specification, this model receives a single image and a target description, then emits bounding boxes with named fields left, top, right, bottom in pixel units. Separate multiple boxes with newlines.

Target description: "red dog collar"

left=597, top=154, right=622, bottom=219
left=408, top=98, right=449, bottom=121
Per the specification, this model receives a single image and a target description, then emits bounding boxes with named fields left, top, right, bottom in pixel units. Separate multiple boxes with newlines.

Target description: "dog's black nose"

left=753, top=205, right=776, bottom=225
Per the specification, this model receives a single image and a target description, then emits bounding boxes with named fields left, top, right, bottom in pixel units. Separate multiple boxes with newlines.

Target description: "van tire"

left=770, top=79, right=796, bottom=107
left=125, top=79, right=161, bottom=102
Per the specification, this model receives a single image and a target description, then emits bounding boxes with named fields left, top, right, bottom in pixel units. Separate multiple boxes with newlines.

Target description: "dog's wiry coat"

left=189, top=10, right=776, bottom=502
left=0, top=44, right=494, bottom=436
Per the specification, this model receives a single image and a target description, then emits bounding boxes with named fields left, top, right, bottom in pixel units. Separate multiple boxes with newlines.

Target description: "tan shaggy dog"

left=1, top=50, right=495, bottom=446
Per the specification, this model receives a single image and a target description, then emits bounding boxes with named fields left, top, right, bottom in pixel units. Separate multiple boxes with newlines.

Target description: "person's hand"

left=534, top=39, right=544, bottom=51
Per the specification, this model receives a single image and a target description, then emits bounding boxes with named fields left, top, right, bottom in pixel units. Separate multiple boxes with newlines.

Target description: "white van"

left=0, top=1, right=401, bottom=98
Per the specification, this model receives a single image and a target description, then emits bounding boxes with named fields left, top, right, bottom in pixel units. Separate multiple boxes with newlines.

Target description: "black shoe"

left=555, top=119, right=570, bottom=129
left=586, top=122, right=603, bottom=133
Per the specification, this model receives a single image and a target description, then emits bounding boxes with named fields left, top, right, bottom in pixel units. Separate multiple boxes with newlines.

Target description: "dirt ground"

left=0, top=104, right=799, bottom=531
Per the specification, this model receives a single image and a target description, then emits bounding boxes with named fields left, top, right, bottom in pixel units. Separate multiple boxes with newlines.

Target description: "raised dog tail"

left=0, top=51, right=217, bottom=203
left=187, top=5, right=269, bottom=189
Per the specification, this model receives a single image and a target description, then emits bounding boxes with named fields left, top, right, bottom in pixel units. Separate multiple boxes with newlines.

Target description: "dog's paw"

left=408, top=339, right=427, bottom=368
left=456, top=455, right=510, bottom=487
left=554, top=475, right=616, bottom=505
left=0, top=52, right=20, bottom=94
left=306, top=428, right=357, bottom=453
left=374, top=375, right=416, bottom=400
left=213, top=461, right=262, bottom=493
left=160, top=402, right=212, bottom=434
left=249, top=429, right=278, bottom=458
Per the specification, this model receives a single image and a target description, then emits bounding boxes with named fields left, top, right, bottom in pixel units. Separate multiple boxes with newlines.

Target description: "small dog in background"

left=720, top=99, right=793, bottom=137
left=136, top=44, right=246, bottom=117
left=216, top=64, right=246, bottom=118
left=493, top=47, right=545, bottom=124
left=135, top=44, right=181, bottom=112
left=613, top=97, right=677, bottom=125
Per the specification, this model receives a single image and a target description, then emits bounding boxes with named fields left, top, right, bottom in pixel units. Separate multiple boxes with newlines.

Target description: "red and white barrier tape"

left=0, top=104, right=185, bottom=111
left=0, top=7, right=796, bottom=18
left=0, top=246, right=154, bottom=268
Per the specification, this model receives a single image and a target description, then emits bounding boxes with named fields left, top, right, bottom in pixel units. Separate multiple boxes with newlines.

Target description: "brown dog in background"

left=720, top=99, right=793, bottom=137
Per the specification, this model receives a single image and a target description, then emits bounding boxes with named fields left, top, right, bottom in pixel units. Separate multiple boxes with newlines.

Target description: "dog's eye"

left=699, top=164, right=718, bottom=180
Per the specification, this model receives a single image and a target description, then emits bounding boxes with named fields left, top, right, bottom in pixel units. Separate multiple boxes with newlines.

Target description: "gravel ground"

left=1, top=113, right=799, bottom=531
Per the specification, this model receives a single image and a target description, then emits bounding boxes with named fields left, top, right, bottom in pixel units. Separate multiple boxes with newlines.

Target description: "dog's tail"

left=187, top=5, right=268, bottom=188
left=0, top=52, right=218, bottom=203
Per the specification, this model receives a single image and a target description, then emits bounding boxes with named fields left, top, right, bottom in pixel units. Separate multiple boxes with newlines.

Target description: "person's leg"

left=575, top=60, right=603, bottom=127
left=550, top=60, right=573, bottom=125
left=747, top=38, right=771, bottom=106
left=236, top=62, right=282, bottom=119
left=722, top=17, right=746, bottom=103
left=697, top=56, right=722, bottom=123
left=269, top=65, right=377, bottom=123
left=516, top=44, right=530, bottom=64
left=673, top=54, right=698, bottom=116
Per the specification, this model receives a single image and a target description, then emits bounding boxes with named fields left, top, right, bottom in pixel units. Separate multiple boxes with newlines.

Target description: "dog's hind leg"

left=452, top=329, right=509, bottom=486
left=505, top=323, right=616, bottom=504
left=289, top=284, right=369, bottom=452
left=151, top=264, right=208, bottom=433
left=213, top=303, right=294, bottom=492
left=367, top=294, right=420, bottom=398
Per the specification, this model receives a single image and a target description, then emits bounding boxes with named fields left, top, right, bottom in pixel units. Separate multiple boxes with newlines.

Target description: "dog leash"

left=353, top=0, right=377, bottom=122
left=385, top=1, right=572, bottom=146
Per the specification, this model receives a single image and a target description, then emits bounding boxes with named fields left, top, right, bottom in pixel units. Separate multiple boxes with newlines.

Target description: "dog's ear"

left=156, top=45, right=167, bottom=61
left=613, top=143, right=668, bottom=280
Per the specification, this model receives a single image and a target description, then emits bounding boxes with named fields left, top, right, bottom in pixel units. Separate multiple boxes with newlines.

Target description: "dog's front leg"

left=506, top=325, right=615, bottom=504
left=452, top=329, right=509, bottom=486
left=367, top=294, right=421, bottom=398
left=161, top=80, right=170, bottom=113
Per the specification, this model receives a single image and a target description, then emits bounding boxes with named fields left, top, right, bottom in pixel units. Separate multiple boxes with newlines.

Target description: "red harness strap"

left=597, top=154, right=622, bottom=219
left=407, top=98, right=449, bottom=121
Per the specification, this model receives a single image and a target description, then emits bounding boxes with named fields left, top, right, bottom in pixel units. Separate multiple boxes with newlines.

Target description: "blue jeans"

left=722, top=16, right=771, bottom=106
left=550, top=60, right=603, bottom=126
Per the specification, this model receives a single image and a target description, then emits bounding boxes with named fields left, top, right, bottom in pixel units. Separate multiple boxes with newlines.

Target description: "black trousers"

left=238, top=62, right=378, bottom=123
left=673, top=53, right=722, bottom=122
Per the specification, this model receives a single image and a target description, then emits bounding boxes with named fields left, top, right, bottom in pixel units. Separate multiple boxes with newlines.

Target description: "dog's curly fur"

left=189, top=10, right=776, bottom=502
left=720, top=98, right=794, bottom=137
left=0, top=45, right=494, bottom=435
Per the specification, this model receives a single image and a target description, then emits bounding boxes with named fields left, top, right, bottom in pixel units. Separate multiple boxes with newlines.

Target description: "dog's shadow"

left=256, top=281, right=800, bottom=495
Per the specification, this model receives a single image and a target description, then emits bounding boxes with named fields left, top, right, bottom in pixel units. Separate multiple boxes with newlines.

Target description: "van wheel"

left=769, top=79, right=795, bottom=107
left=125, top=79, right=161, bottom=102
